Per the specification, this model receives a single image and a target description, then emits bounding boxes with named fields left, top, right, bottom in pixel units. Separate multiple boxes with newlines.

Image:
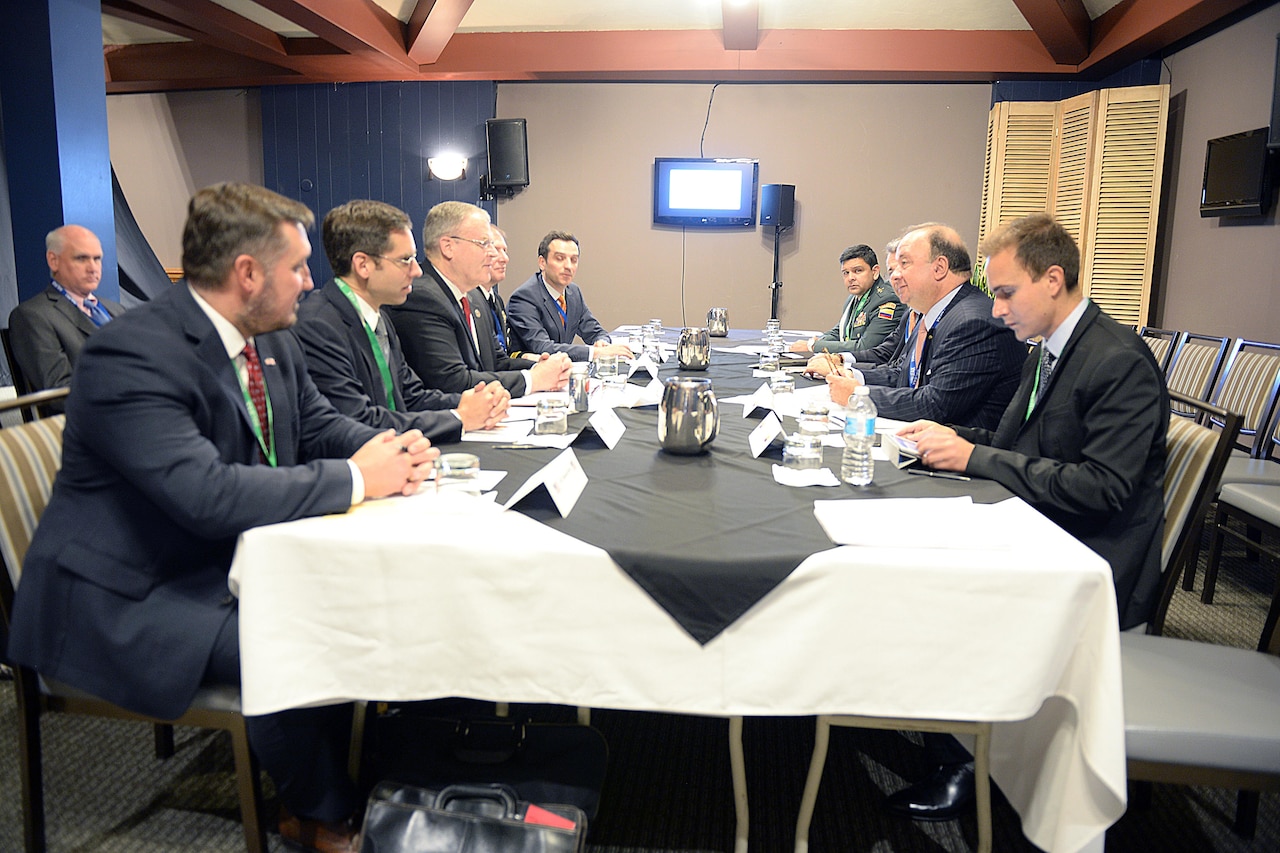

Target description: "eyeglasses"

left=447, top=235, right=493, bottom=250
left=369, top=254, right=420, bottom=269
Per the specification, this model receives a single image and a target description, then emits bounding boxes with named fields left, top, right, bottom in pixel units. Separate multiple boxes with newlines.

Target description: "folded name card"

left=503, top=448, right=587, bottom=518
left=748, top=411, right=784, bottom=458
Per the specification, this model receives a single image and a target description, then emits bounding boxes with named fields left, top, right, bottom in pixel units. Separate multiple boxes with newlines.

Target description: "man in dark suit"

left=388, top=202, right=570, bottom=396
left=890, top=213, right=1169, bottom=822
left=480, top=225, right=524, bottom=359
left=827, top=224, right=1024, bottom=431
left=294, top=199, right=508, bottom=436
left=6, top=184, right=439, bottom=853
left=506, top=231, right=634, bottom=362
left=8, top=224, right=125, bottom=405
left=791, top=244, right=904, bottom=355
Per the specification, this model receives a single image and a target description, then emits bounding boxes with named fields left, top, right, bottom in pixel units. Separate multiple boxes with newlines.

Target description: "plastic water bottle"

left=841, top=385, right=876, bottom=486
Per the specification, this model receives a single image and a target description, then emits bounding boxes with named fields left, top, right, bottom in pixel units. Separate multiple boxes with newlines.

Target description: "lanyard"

left=237, top=355, right=277, bottom=467
left=908, top=314, right=935, bottom=388
left=1025, top=347, right=1050, bottom=421
left=333, top=278, right=396, bottom=411
left=552, top=293, right=569, bottom=327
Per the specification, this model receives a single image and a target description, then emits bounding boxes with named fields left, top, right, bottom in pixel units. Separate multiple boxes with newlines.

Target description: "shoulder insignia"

left=878, top=302, right=898, bottom=320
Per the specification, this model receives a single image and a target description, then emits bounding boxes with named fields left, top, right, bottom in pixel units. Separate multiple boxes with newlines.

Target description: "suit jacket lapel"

left=325, top=284, right=387, bottom=404
left=50, top=289, right=98, bottom=336
left=172, top=286, right=259, bottom=447
left=424, top=264, right=482, bottom=369
left=253, top=333, right=298, bottom=465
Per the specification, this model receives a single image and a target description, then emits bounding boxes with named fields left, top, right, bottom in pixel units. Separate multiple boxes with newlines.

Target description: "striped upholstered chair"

left=1138, top=326, right=1180, bottom=374
left=1121, top=393, right=1280, bottom=840
left=0, top=406, right=267, bottom=853
left=1164, top=332, right=1230, bottom=420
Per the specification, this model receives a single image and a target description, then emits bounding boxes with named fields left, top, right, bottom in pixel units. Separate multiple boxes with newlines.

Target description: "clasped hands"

left=896, top=420, right=975, bottom=472
left=351, top=429, right=438, bottom=498
left=455, top=380, right=511, bottom=431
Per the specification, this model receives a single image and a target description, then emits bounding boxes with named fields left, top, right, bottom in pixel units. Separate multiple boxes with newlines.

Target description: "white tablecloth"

left=230, top=491, right=1125, bottom=853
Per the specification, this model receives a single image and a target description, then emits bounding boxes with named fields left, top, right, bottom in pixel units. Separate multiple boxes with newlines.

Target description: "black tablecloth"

left=461, top=347, right=1010, bottom=644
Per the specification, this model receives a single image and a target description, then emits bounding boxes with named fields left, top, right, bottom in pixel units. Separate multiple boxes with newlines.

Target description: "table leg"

left=729, top=715, right=749, bottom=853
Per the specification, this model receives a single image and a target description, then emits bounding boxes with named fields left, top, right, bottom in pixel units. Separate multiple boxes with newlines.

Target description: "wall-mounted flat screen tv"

left=1200, top=127, right=1273, bottom=217
left=653, top=158, right=759, bottom=227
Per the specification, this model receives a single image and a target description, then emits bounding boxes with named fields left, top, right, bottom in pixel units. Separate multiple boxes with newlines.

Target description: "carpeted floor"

left=1, top=523, right=1276, bottom=852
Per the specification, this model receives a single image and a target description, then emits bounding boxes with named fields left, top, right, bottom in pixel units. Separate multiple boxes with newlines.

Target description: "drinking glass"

left=534, top=396, right=571, bottom=434
left=783, top=433, right=824, bottom=470
left=435, top=452, right=482, bottom=495
left=595, top=353, right=624, bottom=390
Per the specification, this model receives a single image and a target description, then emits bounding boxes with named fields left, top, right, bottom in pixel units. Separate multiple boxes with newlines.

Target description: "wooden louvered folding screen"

left=980, top=85, right=1169, bottom=327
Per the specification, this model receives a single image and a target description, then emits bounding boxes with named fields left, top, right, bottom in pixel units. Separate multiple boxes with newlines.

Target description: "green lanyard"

left=333, top=278, right=396, bottom=411
left=237, top=355, right=277, bottom=467
left=842, top=291, right=871, bottom=341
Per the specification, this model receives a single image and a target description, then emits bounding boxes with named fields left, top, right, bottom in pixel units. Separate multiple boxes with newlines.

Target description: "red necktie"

left=460, top=295, right=479, bottom=355
left=243, top=343, right=269, bottom=462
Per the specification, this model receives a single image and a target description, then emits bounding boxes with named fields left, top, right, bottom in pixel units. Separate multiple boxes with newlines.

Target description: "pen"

left=906, top=468, right=971, bottom=482
left=491, top=443, right=544, bottom=449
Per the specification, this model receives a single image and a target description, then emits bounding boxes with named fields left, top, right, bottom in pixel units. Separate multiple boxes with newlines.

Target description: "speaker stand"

left=768, top=223, right=790, bottom=321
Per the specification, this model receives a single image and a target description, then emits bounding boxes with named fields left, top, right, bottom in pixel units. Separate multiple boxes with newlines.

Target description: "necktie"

left=460, top=294, right=480, bottom=356
left=488, top=292, right=507, bottom=350
left=909, top=311, right=926, bottom=387
left=373, top=318, right=391, bottom=364
left=1039, top=348, right=1057, bottom=387
left=557, top=294, right=567, bottom=326
left=83, top=296, right=112, bottom=327
left=242, top=343, right=269, bottom=462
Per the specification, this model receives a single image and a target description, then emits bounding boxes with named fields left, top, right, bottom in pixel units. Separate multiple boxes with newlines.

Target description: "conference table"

left=229, top=329, right=1126, bottom=853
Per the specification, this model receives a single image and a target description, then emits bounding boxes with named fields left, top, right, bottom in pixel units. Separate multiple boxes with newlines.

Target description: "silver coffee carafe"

left=677, top=326, right=711, bottom=370
left=706, top=307, right=729, bottom=337
left=659, top=377, right=719, bottom=455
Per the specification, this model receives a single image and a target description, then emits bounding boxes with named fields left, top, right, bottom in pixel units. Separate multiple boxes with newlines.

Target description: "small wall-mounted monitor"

left=653, top=158, right=759, bottom=227
left=1200, top=127, right=1273, bottom=217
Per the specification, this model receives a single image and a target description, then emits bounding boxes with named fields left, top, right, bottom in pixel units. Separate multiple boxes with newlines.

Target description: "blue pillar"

left=1, top=0, right=118, bottom=303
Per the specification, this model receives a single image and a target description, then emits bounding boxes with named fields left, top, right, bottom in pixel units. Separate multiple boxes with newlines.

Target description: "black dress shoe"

left=884, top=762, right=975, bottom=822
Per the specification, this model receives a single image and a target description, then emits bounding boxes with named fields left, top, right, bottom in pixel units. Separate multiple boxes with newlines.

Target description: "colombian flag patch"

left=878, top=302, right=898, bottom=320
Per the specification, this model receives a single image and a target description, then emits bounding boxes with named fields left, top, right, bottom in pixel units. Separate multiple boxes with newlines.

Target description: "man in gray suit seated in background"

left=8, top=224, right=124, bottom=404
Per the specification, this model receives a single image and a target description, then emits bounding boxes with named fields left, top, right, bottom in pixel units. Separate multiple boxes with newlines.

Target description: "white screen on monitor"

left=668, top=169, right=743, bottom=211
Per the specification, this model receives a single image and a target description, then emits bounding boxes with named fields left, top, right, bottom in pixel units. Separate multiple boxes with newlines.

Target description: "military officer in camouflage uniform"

left=791, top=244, right=906, bottom=355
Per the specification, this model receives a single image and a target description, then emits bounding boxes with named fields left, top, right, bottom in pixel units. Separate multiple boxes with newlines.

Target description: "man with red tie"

left=388, top=202, right=570, bottom=397
left=7, top=183, right=438, bottom=853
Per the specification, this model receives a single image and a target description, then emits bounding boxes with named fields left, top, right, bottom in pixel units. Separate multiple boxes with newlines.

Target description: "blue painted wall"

left=991, top=59, right=1163, bottom=106
left=262, top=81, right=497, bottom=287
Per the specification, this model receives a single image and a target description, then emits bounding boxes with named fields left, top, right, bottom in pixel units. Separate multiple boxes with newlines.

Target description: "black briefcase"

left=359, top=781, right=587, bottom=853
left=360, top=703, right=608, bottom=819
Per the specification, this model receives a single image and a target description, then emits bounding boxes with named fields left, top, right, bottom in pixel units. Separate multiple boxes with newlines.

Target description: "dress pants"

left=205, top=609, right=361, bottom=822
left=923, top=731, right=972, bottom=764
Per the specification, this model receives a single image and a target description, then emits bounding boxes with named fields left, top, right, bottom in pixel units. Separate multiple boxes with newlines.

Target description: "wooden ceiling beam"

left=1082, top=0, right=1258, bottom=75
left=407, top=0, right=474, bottom=65
left=102, top=0, right=290, bottom=66
left=254, top=0, right=417, bottom=73
left=1010, top=0, right=1091, bottom=64
left=722, top=1, right=760, bottom=51
left=103, top=29, right=1081, bottom=92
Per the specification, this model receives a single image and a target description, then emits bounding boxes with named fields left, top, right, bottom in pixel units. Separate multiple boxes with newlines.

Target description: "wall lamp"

left=427, top=154, right=467, bottom=181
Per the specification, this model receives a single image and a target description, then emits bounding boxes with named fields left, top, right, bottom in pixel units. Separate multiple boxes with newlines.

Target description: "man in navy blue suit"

left=506, top=231, right=634, bottom=362
left=7, top=183, right=438, bottom=853
left=826, top=224, right=1024, bottom=431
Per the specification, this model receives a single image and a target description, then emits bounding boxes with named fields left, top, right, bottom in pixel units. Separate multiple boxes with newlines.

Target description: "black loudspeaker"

left=760, top=183, right=795, bottom=228
left=486, top=118, right=530, bottom=188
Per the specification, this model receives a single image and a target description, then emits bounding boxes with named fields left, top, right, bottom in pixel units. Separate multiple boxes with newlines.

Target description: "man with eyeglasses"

left=293, top=200, right=509, bottom=440
left=388, top=202, right=571, bottom=397
left=507, top=231, right=634, bottom=362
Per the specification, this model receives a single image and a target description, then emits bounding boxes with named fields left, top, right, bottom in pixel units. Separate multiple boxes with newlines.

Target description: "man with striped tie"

left=8, top=224, right=124, bottom=406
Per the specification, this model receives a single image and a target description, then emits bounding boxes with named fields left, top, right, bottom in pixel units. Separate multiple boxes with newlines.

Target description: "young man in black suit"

left=293, top=199, right=508, bottom=436
left=890, top=213, right=1169, bottom=822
